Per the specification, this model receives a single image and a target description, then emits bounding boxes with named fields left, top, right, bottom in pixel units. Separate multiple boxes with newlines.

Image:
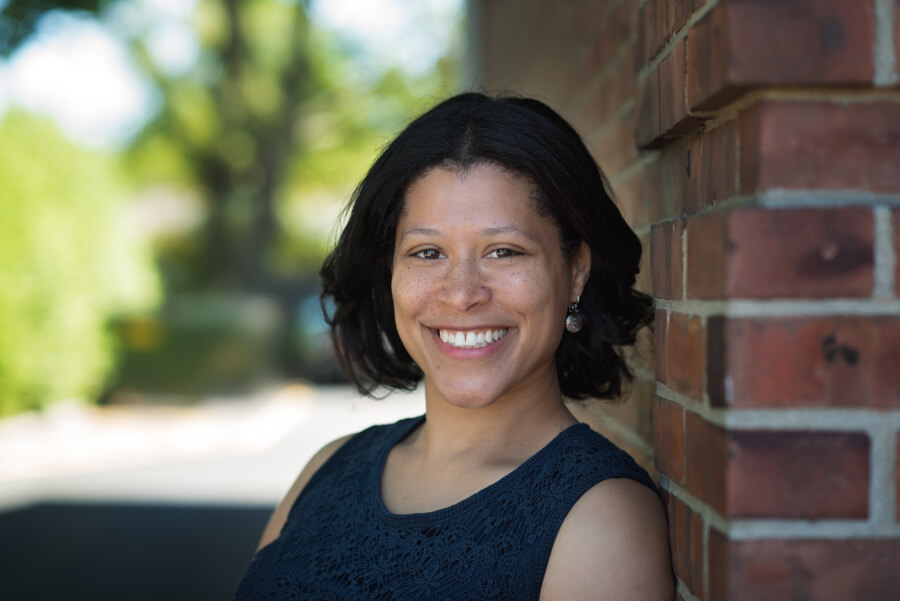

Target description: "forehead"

left=399, top=164, right=547, bottom=226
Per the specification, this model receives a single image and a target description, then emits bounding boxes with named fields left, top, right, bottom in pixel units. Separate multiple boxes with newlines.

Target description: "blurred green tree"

left=0, top=111, right=160, bottom=415
left=0, top=0, right=461, bottom=403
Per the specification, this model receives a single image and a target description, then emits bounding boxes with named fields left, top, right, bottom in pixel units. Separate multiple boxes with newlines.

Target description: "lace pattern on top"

left=235, top=416, right=655, bottom=601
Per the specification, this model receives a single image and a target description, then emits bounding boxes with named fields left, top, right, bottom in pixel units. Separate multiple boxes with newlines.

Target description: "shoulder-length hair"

left=320, top=92, right=652, bottom=400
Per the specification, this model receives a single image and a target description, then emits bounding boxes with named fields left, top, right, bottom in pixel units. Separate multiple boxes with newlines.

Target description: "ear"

left=569, top=241, right=591, bottom=302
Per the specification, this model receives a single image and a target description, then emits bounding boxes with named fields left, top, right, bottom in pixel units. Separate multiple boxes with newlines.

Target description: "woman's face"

left=391, top=164, right=590, bottom=410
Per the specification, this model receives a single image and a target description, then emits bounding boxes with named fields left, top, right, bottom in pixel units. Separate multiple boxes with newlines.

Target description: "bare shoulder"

left=540, top=477, right=674, bottom=601
left=255, top=433, right=354, bottom=552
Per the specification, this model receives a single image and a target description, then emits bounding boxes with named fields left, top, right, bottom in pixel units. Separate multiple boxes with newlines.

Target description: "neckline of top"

left=371, top=414, right=588, bottom=525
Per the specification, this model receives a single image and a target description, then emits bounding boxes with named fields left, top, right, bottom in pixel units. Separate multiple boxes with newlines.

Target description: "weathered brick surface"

left=666, top=493, right=704, bottom=599
left=686, top=208, right=875, bottom=299
left=726, top=430, right=870, bottom=518
left=641, top=124, right=738, bottom=222
left=653, top=396, right=685, bottom=484
left=687, top=0, right=876, bottom=110
left=654, top=309, right=668, bottom=384
left=740, top=100, right=900, bottom=193
left=665, top=312, right=704, bottom=399
left=650, top=219, right=684, bottom=299
left=896, top=431, right=900, bottom=522
left=708, top=534, right=900, bottom=601
left=685, top=411, right=727, bottom=513
left=637, top=38, right=706, bottom=147
left=707, top=315, right=900, bottom=408
left=895, top=209, right=900, bottom=298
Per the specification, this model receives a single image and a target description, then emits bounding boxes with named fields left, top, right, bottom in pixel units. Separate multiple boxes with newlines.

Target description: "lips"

left=438, top=328, right=509, bottom=349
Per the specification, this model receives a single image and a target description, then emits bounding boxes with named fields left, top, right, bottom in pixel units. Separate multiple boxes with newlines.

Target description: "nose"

left=442, top=256, right=490, bottom=310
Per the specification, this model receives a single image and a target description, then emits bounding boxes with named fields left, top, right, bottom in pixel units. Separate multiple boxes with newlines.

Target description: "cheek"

left=391, top=267, right=430, bottom=320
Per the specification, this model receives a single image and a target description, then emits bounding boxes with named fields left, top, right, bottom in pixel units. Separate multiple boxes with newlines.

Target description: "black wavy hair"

left=320, top=92, right=653, bottom=400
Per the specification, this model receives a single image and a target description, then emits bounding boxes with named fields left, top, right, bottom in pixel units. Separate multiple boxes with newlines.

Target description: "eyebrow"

left=397, top=225, right=541, bottom=244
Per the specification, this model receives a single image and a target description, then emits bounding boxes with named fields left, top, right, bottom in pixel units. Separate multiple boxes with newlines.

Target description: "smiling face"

left=391, top=164, right=590, bottom=411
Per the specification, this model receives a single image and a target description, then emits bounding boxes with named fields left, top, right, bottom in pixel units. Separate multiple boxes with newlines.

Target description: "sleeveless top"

left=235, top=415, right=655, bottom=601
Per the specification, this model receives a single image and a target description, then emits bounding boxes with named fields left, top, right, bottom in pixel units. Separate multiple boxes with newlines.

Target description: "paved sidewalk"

left=0, top=383, right=426, bottom=511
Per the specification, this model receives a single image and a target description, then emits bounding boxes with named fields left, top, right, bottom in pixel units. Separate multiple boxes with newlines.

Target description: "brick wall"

left=468, top=0, right=900, bottom=599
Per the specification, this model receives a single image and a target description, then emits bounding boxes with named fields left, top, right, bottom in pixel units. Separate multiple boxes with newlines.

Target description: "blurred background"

left=0, top=0, right=461, bottom=598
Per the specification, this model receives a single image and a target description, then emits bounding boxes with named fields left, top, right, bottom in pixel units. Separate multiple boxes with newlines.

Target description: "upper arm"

left=255, top=434, right=353, bottom=552
left=540, top=478, right=674, bottom=601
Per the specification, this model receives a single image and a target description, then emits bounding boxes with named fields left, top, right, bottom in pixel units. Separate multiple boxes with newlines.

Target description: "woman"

left=236, top=93, right=673, bottom=600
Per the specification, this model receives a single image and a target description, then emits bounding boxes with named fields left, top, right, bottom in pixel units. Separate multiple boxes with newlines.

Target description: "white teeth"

left=438, top=328, right=508, bottom=349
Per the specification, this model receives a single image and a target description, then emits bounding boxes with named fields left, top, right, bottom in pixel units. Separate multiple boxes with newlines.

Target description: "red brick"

left=896, top=431, right=900, bottom=521
left=672, top=0, right=698, bottom=35
left=654, top=309, right=668, bottom=384
left=684, top=120, right=738, bottom=212
left=687, top=0, right=875, bottom=111
left=740, top=100, right=900, bottom=193
left=686, top=207, right=875, bottom=299
left=666, top=493, right=704, bottom=599
left=666, top=313, right=704, bottom=399
left=895, top=209, right=900, bottom=298
left=653, top=396, right=685, bottom=484
left=637, top=0, right=672, bottom=67
left=727, top=430, right=870, bottom=519
left=709, top=534, right=900, bottom=601
left=707, top=315, right=900, bottom=408
left=636, top=38, right=706, bottom=147
left=685, top=411, right=727, bottom=512
left=650, top=219, right=684, bottom=299
left=643, top=157, right=674, bottom=224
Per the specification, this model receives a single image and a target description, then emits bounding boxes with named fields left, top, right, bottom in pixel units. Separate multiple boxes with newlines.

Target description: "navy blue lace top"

left=235, top=415, right=655, bottom=601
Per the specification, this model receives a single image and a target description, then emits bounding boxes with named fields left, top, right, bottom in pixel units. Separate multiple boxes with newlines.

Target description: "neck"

left=415, top=375, right=577, bottom=465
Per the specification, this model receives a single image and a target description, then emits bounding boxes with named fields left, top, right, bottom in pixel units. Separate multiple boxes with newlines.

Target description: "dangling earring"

left=566, top=295, right=585, bottom=333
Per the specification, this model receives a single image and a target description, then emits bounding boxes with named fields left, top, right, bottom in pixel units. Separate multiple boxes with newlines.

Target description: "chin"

left=428, top=381, right=506, bottom=410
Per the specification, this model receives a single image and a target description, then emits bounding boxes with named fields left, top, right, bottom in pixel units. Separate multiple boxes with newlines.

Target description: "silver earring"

left=565, top=295, right=585, bottom=333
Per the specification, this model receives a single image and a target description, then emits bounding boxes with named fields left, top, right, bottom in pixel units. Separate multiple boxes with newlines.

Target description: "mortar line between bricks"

left=642, top=189, right=900, bottom=233
left=874, top=206, right=896, bottom=298
left=637, top=0, right=720, bottom=82
left=869, top=421, right=898, bottom=527
left=659, top=475, right=732, bottom=534
left=874, top=0, right=900, bottom=86
left=660, top=476, right=900, bottom=539
left=676, top=579, right=701, bottom=601
left=592, top=99, right=636, bottom=139
left=654, top=298, right=900, bottom=317
left=655, top=383, right=900, bottom=431
left=755, top=189, right=900, bottom=208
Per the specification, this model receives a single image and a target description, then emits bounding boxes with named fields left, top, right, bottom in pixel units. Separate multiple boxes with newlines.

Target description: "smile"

left=438, top=328, right=509, bottom=349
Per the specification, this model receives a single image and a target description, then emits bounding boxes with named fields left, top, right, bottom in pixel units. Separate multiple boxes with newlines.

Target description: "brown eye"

left=488, top=248, right=519, bottom=259
left=414, top=248, right=443, bottom=259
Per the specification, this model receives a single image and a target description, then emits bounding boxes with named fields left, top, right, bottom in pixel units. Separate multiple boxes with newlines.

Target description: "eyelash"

left=413, top=248, right=444, bottom=260
left=410, top=248, right=520, bottom=260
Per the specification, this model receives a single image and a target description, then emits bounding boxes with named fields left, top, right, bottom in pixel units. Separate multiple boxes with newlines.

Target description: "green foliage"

left=0, top=111, right=160, bottom=415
